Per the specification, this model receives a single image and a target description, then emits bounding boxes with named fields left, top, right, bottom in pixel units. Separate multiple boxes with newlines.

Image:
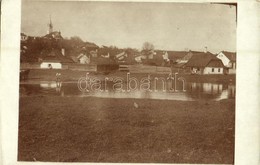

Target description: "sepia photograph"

left=18, top=0, right=237, bottom=164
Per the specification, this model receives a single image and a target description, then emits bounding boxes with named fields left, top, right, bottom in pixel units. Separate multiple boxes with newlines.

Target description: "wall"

left=40, top=62, right=62, bottom=69
left=203, top=67, right=223, bottom=74
left=228, top=62, right=236, bottom=74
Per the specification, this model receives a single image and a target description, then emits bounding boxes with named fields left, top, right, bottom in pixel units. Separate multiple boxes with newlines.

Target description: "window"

left=212, top=68, right=214, bottom=72
left=218, top=68, right=221, bottom=72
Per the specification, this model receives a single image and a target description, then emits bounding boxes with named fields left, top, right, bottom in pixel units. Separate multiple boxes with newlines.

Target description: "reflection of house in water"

left=40, top=81, right=63, bottom=94
left=203, top=83, right=223, bottom=94
left=40, top=82, right=58, bottom=88
left=187, top=82, right=235, bottom=100
left=190, top=82, right=223, bottom=94
left=228, top=84, right=236, bottom=97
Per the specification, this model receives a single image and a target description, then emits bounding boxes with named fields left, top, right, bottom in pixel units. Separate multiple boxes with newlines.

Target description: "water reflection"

left=20, top=81, right=235, bottom=101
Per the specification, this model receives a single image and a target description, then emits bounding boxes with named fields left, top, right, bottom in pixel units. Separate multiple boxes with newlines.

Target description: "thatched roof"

left=42, top=49, right=74, bottom=63
left=185, top=52, right=222, bottom=67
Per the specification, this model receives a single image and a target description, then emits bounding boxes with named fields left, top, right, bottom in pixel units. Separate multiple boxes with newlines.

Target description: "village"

left=20, top=19, right=236, bottom=81
left=18, top=5, right=236, bottom=163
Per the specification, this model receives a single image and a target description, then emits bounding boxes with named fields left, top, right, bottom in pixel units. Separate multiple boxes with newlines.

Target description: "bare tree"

left=141, top=42, right=155, bottom=59
left=142, top=42, right=154, bottom=52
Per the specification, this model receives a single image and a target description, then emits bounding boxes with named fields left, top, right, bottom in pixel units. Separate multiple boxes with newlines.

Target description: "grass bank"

left=18, top=96, right=235, bottom=163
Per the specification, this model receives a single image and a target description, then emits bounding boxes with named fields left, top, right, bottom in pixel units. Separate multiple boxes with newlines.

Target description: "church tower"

left=48, top=15, right=53, bottom=34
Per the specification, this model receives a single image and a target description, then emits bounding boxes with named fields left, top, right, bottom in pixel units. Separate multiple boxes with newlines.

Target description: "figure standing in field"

left=56, top=72, right=62, bottom=88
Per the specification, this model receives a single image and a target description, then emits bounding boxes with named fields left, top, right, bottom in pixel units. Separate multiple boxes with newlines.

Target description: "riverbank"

left=18, top=96, right=235, bottom=163
left=22, top=69, right=236, bottom=84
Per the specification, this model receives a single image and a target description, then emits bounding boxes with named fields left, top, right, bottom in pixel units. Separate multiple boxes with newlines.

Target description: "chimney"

left=204, top=46, right=208, bottom=53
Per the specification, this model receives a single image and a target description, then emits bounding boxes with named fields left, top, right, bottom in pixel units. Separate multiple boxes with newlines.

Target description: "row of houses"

left=20, top=18, right=236, bottom=74
left=112, top=49, right=236, bottom=75
left=21, top=36, right=236, bottom=74
left=21, top=31, right=236, bottom=74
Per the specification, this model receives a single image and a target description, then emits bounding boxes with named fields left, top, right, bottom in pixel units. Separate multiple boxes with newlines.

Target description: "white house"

left=216, top=51, right=236, bottom=74
left=185, top=52, right=224, bottom=74
left=162, top=51, right=170, bottom=62
left=77, top=53, right=90, bottom=64
left=40, top=59, right=62, bottom=69
left=134, top=55, right=142, bottom=63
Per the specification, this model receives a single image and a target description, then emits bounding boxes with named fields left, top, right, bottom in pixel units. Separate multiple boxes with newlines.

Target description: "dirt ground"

left=18, top=96, right=235, bottom=163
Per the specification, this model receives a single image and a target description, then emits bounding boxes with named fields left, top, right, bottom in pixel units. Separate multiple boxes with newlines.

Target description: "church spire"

left=48, top=15, right=53, bottom=34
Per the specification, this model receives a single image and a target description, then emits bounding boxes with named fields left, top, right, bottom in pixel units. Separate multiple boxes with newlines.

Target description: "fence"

left=119, top=65, right=172, bottom=74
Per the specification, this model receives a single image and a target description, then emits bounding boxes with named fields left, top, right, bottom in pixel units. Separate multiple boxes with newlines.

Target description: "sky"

left=21, top=1, right=236, bottom=53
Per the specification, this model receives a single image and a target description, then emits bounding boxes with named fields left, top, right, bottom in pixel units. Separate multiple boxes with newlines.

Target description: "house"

left=77, top=53, right=90, bottom=64
left=134, top=55, right=143, bottom=63
left=216, top=51, right=236, bottom=74
left=156, top=50, right=193, bottom=67
left=115, top=52, right=127, bottom=64
left=185, top=52, right=224, bottom=74
left=140, top=50, right=156, bottom=62
left=40, top=56, right=62, bottom=69
left=40, top=48, right=74, bottom=69
left=89, top=49, right=98, bottom=58
left=115, top=52, right=127, bottom=61
left=21, top=33, right=28, bottom=42
left=141, top=50, right=192, bottom=67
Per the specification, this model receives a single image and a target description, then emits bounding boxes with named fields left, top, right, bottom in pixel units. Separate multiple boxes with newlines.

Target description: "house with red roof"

left=185, top=52, right=225, bottom=74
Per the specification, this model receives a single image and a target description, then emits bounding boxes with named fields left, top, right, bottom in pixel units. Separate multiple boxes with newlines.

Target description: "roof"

left=155, top=50, right=199, bottom=62
left=42, top=56, right=61, bottom=63
left=77, top=53, right=88, bottom=59
left=115, top=52, right=126, bottom=59
left=21, top=33, right=27, bottom=36
left=172, top=63, right=186, bottom=68
left=44, top=31, right=63, bottom=39
left=80, top=42, right=99, bottom=49
left=42, top=49, right=74, bottom=63
left=178, top=50, right=203, bottom=62
left=156, top=50, right=187, bottom=57
left=168, top=51, right=189, bottom=60
left=222, top=51, right=236, bottom=62
left=185, top=52, right=222, bottom=67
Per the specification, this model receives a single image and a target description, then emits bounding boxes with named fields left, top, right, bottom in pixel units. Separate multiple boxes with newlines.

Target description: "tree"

left=70, top=36, right=84, bottom=47
left=142, top=42, right=154, bottom=51
left=141, top=42, right=155, bottom=59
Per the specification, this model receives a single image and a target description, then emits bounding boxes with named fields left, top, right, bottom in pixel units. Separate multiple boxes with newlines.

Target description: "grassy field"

left=18, top=96, right=235, bottom=163
left=22, top=69, right=235, bottom=84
